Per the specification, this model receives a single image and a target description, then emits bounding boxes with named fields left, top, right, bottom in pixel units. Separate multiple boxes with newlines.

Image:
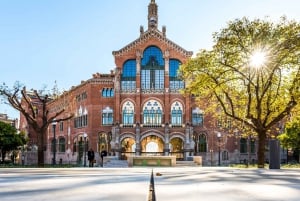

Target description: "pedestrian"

left=100, top=150, right=107, bottom=167
left=87, top=148, right=95, bottom=167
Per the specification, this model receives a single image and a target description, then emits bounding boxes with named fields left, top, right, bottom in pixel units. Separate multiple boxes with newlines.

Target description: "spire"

left=148, top=0, right=158, bottom=30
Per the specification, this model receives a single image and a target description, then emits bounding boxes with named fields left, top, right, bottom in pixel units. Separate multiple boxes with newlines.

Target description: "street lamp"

left=83, top=133, right=87, bottom=167
left=217, top=132, right=221, bottom=166
left=52, top=120, right=57, bottom=165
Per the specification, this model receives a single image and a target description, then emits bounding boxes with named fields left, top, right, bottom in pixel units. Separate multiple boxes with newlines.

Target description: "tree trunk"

left=37, top=130, right=45, bottom=167
left=257, top=130, right=267, bottom=168
left=1, top=150, right=6, bottom=162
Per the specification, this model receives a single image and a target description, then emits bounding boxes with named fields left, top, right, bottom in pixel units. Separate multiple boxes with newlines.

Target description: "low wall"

left=128, top=156, right=176, bottom=167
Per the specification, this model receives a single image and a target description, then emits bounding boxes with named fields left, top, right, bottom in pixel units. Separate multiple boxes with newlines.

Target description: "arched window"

left=171, top=101, right=182, bottom=126
left=169, top=59, right=184, bottom=90
left=199, top=133, right=207, bottom=152
left=102, top=107, right=113, bottom=125
left=192, top=107, right=204, bottom=126
left=143, top=100, right=162, bottom=127
left=58, top=137, right=66, bottom=152
left=110, top=88, right=114, bottom=97
left=101, top=88, right=106, bottom=97
left=141, top=46, right=164, bottom=90
left=122, top=101, right=134, bottom=126
left=122, top=60, right=136, bottom=91
left=240, top=138, right=247, bottom=153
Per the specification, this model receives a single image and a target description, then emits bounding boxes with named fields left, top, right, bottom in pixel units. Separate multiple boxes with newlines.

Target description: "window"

left=102, top=107, right=113, bottom=125
left=222, top=150, right=229, bottom=160
left=143, top=100, right=162, bottom=127
left=192, top=108, right=203, bottom=126
left=121, top=60, right=136, bottom=91
left=198, top=134, right=207, bottom=152
left=102, top=88, right=114, bottom=97
left=122, top=101, right=134, bottom=126
left=74, top=115, right=88, bottom=128
left=240, top=138, right=247, bottom=153
left=169, top=59, right=184, bottom=90
left=141, top=46, right=164, bottom=90
left=76, top=92, right=87, bottom=102
left=58, top=138, right=65, bottom=152
left=74, top=107, right=88, bottom=128
left=171, top=101, right=182, bottom=126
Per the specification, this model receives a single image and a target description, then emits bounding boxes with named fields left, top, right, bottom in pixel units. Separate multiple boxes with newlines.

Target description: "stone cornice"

left=112, top=29, right=193, bottom=57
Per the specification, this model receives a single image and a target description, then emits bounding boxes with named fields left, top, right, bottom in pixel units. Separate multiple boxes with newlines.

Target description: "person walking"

left=87, top=148, right=95, bottom=167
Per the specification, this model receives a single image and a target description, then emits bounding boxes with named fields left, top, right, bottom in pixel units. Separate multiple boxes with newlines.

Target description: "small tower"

left=148, top=0, right=158, bottom=30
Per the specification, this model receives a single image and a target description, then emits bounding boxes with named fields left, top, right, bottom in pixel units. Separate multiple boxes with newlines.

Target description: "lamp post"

left=52, top=120, right=57, bottom=165
left=83, top=133, right=87, bottom=167
left=217, top=132, right=221, bottom=166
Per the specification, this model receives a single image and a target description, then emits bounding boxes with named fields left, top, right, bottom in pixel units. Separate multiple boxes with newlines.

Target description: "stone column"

left=164, top=124, right=170, bottom=156
left=110, top=124, right=121, bottom=158
left=135, top=123, right=141, bottom=155
left=184, top=125, right=193, bottom=160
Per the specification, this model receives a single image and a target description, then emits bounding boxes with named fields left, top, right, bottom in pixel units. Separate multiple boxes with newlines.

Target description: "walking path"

left=0, top=167, right=299, bottom=201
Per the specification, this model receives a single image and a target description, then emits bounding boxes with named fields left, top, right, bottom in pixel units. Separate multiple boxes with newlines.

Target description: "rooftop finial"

left=148, top=0, right=158, bottom=30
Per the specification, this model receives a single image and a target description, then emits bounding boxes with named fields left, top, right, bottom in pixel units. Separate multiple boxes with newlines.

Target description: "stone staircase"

left=102, top=157, right=128, bottom=168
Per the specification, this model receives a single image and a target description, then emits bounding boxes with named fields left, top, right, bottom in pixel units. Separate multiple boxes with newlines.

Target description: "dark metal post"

left=52, top=121, right=57, bottom=165
left=217, top=132, right=221, bottom=166
left=83, top=133, right=87, bottom=167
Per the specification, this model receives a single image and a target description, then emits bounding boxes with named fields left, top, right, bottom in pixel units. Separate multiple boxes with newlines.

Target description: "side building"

left=20, top=0, right=262, bottom=166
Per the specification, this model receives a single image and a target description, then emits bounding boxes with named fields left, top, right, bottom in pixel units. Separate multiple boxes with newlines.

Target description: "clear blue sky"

left=1, top=0, right=299, bottom=119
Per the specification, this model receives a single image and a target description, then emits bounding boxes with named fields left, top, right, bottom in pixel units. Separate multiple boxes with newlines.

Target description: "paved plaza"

left=0, top=167, right=299, bottom=201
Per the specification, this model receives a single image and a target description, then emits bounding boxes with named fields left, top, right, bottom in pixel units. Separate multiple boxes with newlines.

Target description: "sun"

left=250, top=50, right=267, bottom=68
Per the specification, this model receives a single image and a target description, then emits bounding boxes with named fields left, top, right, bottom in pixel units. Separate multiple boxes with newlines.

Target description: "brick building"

left=20, top=0, right=259, bottom=166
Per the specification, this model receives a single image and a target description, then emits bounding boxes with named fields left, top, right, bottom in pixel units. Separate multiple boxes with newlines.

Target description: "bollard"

left=147, top=170, right=156, bottom=201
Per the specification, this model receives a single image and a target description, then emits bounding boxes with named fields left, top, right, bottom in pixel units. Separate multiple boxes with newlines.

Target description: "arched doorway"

left=98, top=132, right=112, bottom=154
left=140, top=135, right=164, bottom=156
left=170, top=137, right=184, bottom=160
left=120, top=137, right=136, bottom=160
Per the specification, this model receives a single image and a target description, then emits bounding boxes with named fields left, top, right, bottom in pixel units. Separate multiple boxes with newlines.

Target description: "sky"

left=0, top=0, right=299, bottom=119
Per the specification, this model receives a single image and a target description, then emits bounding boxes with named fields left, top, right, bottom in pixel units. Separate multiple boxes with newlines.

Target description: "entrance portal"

left=141, top=135, right=164, bottom=156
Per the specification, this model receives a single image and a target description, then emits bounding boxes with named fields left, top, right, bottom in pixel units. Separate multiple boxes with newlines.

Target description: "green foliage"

left=180, top=17, right=300, bottom=167
left=278, top=117, right=300, bottom=150
left=0, top=121, right=27, bottom=162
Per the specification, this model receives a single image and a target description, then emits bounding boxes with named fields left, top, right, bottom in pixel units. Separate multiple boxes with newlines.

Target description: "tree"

left=278, top=116, right=300, bottom=163
left=180, top=17, right=300, bottom=168
left=0, top=82, right=73, bottom=166
left=0, top=121, right=27, bottom=163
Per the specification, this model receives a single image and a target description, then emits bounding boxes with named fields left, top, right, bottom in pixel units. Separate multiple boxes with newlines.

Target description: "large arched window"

left=171, top=101, right=183, bottom=126
left=122, top=101, right=135, bottom=126
left=58, top=137, right=66, bottom=152
left=121, top=60, right=136, bottom=91
left=143, top=100, right=162, bottom=127
left=141, top=46, right=164, bottom=90
left=102, top=107, right=113, bottom=125
left=169, top=59, right=184, bottom=90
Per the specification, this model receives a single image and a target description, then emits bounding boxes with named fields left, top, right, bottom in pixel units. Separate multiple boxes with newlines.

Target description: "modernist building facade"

left=20, top=0, right=260, bottom=166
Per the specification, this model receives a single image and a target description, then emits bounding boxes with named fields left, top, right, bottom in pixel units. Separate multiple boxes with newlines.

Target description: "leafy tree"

left=0, top=82, right=73, bottom=166
left=0, top=121, right=27, bottom=163
left=278, top=117, right=300, bottom=163
left=180, top=17, right=300, bottom=168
